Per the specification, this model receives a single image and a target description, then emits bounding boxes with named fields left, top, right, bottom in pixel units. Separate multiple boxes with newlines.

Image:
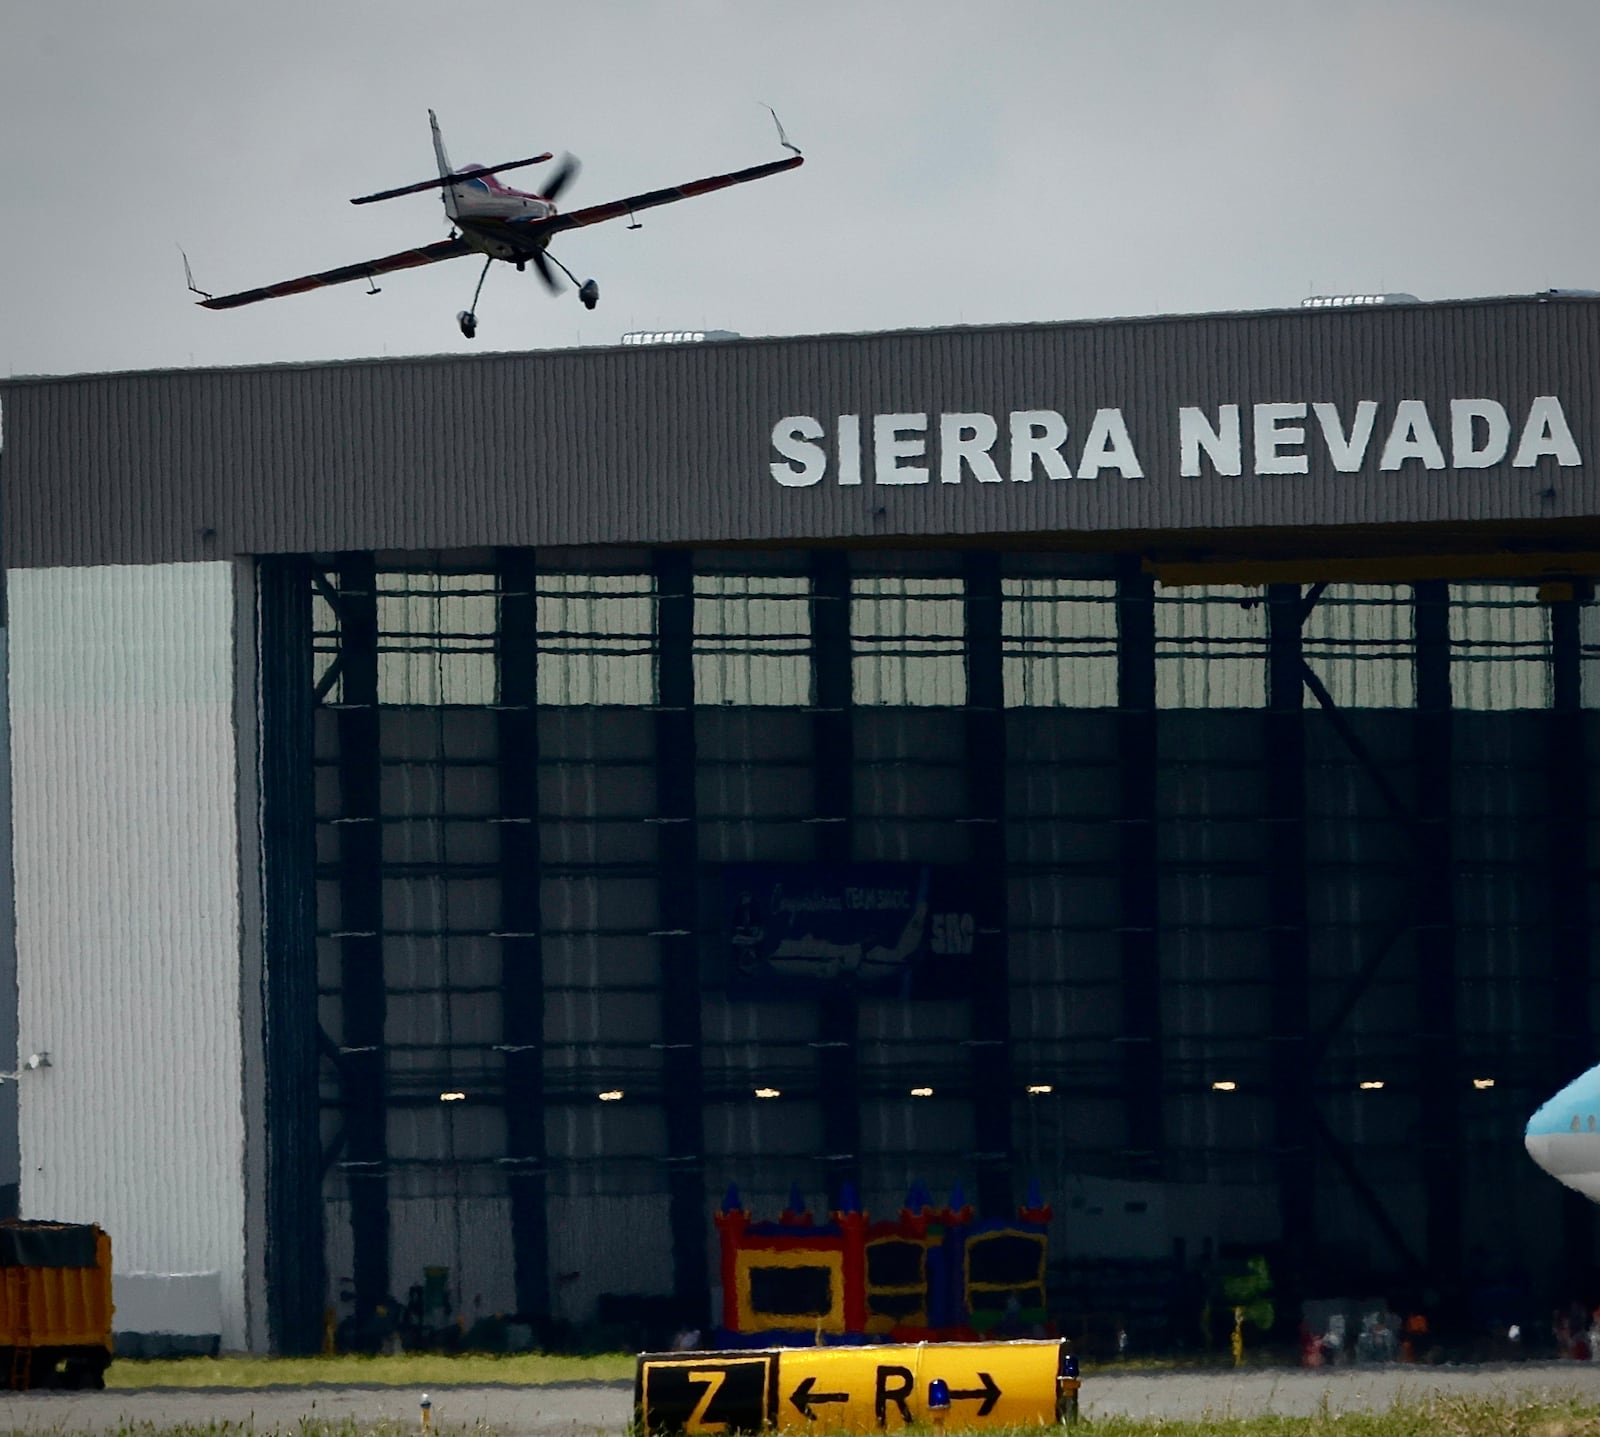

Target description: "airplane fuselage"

left=448, top=177, right=559, bottom=261
left=1527, top=1065, right=1600, bottom=1201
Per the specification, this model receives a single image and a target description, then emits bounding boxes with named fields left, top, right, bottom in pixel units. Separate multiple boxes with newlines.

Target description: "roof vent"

left=1302, top=293, right=1420, bottom=308
left=620, top=329, right=740, bottom=345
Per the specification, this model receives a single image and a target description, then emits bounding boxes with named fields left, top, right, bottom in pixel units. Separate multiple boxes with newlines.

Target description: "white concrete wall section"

left=8, top=563, right=246, bottom=1349
left=113, top=1271, right=224, bottom=1336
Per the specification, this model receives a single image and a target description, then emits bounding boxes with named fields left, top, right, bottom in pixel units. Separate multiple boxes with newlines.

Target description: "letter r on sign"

left=875, top=1365, right=915, bottom=1425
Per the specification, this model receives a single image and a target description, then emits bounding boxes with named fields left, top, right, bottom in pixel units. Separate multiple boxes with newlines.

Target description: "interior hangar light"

left=598, top=1089, right=625, bottom=1102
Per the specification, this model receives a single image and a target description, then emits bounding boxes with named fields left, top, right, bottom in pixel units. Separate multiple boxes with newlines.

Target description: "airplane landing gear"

left=458, top=255, right=493, bottom=341
left=541, top=247, right=599, bottom=310
left=453, top=250, right=598, bottom=336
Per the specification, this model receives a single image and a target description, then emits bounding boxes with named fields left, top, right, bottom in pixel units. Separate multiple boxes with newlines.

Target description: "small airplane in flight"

left=188, top=110, right=802, bottom=339
left=1526, top=1064, right=1600, bottom=1200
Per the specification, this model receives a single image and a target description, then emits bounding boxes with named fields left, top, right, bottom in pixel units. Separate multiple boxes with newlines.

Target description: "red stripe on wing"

left=531, top=153, right=803, bottom=238
left=199, top=237, right=474, bottom=310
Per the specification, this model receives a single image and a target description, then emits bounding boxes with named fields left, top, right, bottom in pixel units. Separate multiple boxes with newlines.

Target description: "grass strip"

left=106, top=1351, right=633, bottom=1389
left=1079, top=1387, right=1600, bottom=1435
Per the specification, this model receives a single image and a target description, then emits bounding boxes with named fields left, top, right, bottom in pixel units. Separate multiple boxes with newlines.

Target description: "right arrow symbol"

left=948, top=1371, right=1001, bottom=1416
left=790, top=1376, right=849, bottom=1421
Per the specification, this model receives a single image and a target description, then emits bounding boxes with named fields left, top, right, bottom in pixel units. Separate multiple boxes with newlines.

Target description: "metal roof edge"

left=4, top=292, right=1593, bottom=391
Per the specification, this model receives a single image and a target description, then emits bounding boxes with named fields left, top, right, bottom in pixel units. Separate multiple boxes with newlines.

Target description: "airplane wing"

left=197, top=237, right=474, bottom=309
left=530, top=153, right=803, bottom=238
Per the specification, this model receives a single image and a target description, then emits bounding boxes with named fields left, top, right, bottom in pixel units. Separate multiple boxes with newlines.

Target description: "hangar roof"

left=4, top=296, right=1600, bottom=573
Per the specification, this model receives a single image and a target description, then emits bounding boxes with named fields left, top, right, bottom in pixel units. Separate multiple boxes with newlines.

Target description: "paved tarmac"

left=0, top=1379, right=630, bottom=1434
left=1, top=1364, right=1599, bottom=1433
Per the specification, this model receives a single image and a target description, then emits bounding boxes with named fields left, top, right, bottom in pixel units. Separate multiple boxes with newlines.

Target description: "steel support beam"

left=964, top=552, right=1012, bottom=1216
left=1266, top=584, right=1313, bottom=1287
left=258, top=558, right=326, bottom=1354
left=1116, top=559, right=1161, bottom=1177
left=1548, top=595, right=1594, bottom=1272
left=810, top=550, right=859, bottom=1203
left=1413, top=580, right=1459, bottom=1283
left=654, top=550, right=708, bottom=1323
left=334, top=552, right=389, bottom=1320
left=496, top=548, right=549, bottom=1321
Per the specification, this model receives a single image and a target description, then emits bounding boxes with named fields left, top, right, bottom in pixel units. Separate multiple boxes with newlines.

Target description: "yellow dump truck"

left=0, top=1220, right=112, bottom=1389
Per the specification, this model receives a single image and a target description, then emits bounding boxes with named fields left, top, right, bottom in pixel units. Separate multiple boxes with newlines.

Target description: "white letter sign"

left=837, top=415, right=862, bottom=486
left=1379, top=400, right=1446, bottom=471
left=1009, top=411, right=1072, bottom=482
left=940, top=414, right=1003, bottom=484
left=1254, top=402, right=1309, bottom=475
left=1179, top=406, right=1241, bottom=477
left=874, top=414, right=929, bottom=485
left=1512, top=396, right=1582, bottom=467
left=1449, top=399, right=1511, bottom=469
left=1312, top=401, right=1378, bottom=472
left=1077, top=408, right=1144, bottom=479
left=770, top=416, right=825, bottom=487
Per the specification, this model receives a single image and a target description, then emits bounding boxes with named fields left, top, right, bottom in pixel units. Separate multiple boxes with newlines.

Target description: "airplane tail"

left=429, top=109, right=461, bottom=219
left=429, top=109, right=452, bottom=177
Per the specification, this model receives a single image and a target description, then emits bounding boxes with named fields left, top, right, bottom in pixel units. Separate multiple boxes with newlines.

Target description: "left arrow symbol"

left=789, top=1376, right=849, bottom=1421
left=948, top=1371, right=1001, bottom=1417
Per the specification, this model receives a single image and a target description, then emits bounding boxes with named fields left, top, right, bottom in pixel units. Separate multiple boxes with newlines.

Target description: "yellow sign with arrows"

left=775, top=1341, right=1063, bottom=1432
left=636, top=1339, right=1076, bottom=1434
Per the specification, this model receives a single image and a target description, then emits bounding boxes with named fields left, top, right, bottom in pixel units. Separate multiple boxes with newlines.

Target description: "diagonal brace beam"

left=1299, top=660, right=1419, bottom=837
left=1308, top=1107, right=1425, bottom=1276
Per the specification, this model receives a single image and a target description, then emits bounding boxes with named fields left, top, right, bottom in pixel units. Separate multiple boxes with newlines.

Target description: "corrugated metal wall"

left=8, top=562, right=248, bottom=1348
left=5, top=298, right=1600, bottom=568
left=0, top=626, right=21, bottom=1212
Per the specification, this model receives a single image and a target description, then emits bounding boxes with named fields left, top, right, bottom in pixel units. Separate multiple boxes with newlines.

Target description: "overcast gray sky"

left=4, top=0, right=1598, bottom=377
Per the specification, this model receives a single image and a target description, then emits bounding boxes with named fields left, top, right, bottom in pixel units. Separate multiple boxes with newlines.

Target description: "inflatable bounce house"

left=713, top=1179, right=1052, bottom=1345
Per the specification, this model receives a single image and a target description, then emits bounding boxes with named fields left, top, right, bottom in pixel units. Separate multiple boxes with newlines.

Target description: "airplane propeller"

left=529, top=156, right=579, bottom=292
left=541, top=154, right=581, bottom=203
left=530, top=249, right=563, bottom=293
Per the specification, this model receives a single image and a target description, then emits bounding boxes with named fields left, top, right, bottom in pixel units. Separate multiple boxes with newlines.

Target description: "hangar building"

left=1, top=295, right=1597, bottom=1352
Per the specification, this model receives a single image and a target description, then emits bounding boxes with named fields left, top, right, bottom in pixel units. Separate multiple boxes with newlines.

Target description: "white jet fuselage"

left=1526, top=1066, right=1600, bottom=1201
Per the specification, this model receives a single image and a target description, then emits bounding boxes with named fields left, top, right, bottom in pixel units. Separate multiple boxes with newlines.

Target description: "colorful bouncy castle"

left=714, top=1180, right=1052, bottom=1345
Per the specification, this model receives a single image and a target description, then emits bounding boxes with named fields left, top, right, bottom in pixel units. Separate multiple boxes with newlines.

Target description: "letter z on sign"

left=637, top=1353, right=776, bottom=1435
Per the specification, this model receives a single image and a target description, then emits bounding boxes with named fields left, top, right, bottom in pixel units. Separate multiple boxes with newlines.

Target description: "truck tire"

left=62, top=1351, right=108, bottom=1390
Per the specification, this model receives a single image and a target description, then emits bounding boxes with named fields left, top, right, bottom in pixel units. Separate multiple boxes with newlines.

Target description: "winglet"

left=179, top=245, right=213, bottom=302
left=765, top=106, right=801, bottom=158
